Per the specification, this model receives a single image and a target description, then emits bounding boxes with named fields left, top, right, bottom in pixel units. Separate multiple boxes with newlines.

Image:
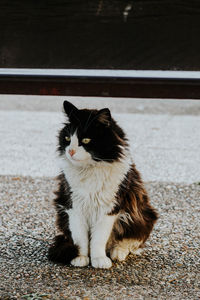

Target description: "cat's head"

left=58, top=100, right=128, bottom=166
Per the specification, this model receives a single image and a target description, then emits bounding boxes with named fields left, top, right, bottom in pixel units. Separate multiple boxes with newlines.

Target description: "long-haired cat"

left=48, top=100, right=158, bottom=269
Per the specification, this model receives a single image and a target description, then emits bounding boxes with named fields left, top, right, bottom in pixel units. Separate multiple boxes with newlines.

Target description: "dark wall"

left=1, top=0, right=200, bottom=70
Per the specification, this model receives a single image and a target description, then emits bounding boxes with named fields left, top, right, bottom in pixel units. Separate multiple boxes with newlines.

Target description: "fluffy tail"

left=48, top=235, right=79, bottom=265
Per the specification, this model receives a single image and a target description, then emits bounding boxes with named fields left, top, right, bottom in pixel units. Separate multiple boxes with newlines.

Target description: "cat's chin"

left=68, top=157, right=84, bottom=164
left=67, top=156, right=93, bottom=167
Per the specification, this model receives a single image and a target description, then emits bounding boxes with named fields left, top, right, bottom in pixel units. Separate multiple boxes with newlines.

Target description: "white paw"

left=91, top=256, right=112, bottom=269
left=110, top=247, right=129, bottom=261
left=131, top=248, right=143, bottom=255
left=71, top=255, right=89, bottom=267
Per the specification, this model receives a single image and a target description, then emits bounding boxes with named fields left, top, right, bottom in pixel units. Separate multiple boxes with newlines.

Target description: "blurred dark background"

left=1, top=0, right=200, bottom=70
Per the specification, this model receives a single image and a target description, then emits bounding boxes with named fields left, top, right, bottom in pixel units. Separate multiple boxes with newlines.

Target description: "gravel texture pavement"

left=0, top=176, right=199, bottom=299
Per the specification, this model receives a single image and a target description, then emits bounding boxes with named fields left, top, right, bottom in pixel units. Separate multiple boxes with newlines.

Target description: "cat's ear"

left=97, top=108, right=111, bottom=127
left=63, top=101, right=78, bottom=118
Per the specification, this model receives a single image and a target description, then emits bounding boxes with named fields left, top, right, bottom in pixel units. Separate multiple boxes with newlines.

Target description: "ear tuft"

left=63, top=101, right=78, bottom=117
left=97, top=108, right=111, bottom=126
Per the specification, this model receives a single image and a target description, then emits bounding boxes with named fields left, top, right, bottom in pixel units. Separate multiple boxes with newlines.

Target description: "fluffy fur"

left=48, top=100, right=158, bottom=268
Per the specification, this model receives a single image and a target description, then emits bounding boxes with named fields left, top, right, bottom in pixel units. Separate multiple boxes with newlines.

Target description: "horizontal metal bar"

left=0, top=69, right=200, bottom=99
left=1, top=69, right=200, bottom=79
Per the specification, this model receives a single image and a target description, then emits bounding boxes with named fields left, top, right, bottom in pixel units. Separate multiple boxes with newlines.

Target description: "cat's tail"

left=48, top=234, right=79, bottom=265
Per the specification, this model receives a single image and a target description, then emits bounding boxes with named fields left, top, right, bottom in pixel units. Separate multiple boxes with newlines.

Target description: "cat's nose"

left=69, top=149, right=76, bottom=157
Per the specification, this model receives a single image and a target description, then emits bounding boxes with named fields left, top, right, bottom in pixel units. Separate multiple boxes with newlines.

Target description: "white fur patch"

left=110, top=247, right=129, bottom=262
left=110, top=239, right=142, bottom=261
left=71, top=255, right=89, bottom=267
left=58, top=154, right=132, bottom=216
left=91, top=256, right=112, bottom=269
left=90, top=214, right=117, bottom=268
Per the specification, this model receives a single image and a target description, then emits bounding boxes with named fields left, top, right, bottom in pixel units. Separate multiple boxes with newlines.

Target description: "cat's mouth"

left=68, top=156, right=94, bottom=166
left=68, top=156, right=86, bottom=163
left=69, top=157, right=82, bottom=162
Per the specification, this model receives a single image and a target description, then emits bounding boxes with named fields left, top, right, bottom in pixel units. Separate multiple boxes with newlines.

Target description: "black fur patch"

left=54, top=173, right=72, bottom=210
left=48, top=174, right=78, bottom=265
left=54, top=174, right=72, bottom=235
left=48, top=235, right=79, bottom=265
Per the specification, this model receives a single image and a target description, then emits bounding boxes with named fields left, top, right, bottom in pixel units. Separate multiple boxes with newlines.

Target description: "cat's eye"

left=65, top=136, right=71, bottom=142
left=82, top=138, right=91, bottom=144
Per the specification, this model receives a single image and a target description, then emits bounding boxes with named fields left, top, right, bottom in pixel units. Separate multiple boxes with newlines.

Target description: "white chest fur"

left=58, top=154, right=131, bottom=219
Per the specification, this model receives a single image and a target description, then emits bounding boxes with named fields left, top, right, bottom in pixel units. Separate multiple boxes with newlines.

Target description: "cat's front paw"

left=91, top=256, right=112, bottom=269
left=110, top=247, right=129, bottom=261
left=71, top=255, right=89, bottom=267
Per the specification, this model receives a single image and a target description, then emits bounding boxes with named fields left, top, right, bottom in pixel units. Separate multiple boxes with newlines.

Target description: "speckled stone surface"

left=0, top=176, right=199, bottom=299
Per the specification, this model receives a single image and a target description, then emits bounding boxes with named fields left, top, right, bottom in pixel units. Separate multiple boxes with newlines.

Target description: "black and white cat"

left=48, top=100, right=158, bottom=269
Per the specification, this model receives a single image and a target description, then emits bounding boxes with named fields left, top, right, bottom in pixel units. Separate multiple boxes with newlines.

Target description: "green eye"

left=65, top=136, right=71, bottom=142
left=82, top=138, right=91, bottom=144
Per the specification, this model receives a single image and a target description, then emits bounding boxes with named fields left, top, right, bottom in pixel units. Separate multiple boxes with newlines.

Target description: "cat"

left=48, top=100, right=158, bottom=269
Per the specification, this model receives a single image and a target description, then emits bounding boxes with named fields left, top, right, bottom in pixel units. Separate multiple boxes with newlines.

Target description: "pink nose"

left=69, top=149, right=76, bottom=157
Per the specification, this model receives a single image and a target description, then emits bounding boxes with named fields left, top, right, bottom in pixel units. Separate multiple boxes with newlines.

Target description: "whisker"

left=84, top=112, right=101, bottom=130
left=84, top=111, right=93, bottom=131
left=92, top=156, right=114, bottom=162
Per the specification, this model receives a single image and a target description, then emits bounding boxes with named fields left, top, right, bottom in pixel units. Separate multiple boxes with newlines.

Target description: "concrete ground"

left=0, top=95, right=200, bottom=299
